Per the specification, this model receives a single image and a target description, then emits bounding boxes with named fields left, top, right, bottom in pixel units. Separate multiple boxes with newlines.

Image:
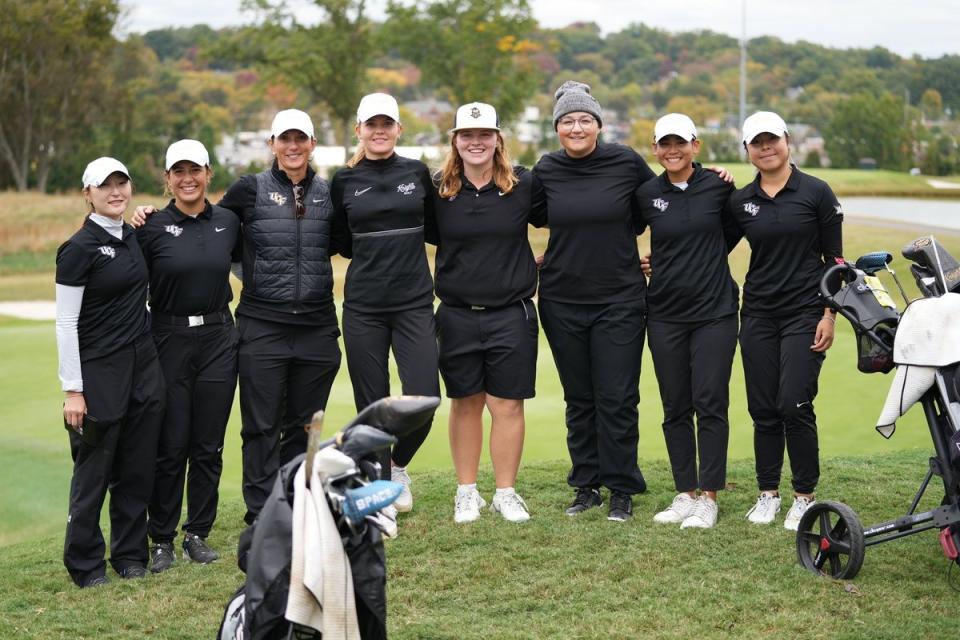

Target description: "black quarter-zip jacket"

left=330, top=154, right=435, bottom=312
left=532, top=143, right=656, bottom=304
left=729, top=166, right=843, bottom=317
left=56, top=217, right=151, bottom=361
left=427, top=168, right=540, bottom=308
left=635, top=163, right=739, bottom=322
left=136, top=200, right=241, bottom=316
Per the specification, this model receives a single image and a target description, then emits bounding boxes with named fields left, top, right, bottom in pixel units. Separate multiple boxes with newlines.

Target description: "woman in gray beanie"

left=532, top=80, right=655, bottom=522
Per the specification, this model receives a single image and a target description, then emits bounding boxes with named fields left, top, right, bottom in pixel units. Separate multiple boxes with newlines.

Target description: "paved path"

left=0, top=301, right=56, bottom=320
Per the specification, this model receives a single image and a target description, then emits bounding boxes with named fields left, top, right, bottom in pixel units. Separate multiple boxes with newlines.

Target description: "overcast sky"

left=122, top=0, right=959, bottom=59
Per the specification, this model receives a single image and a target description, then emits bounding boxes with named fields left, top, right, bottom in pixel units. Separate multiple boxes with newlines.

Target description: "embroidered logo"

left=215, top=227, right=227, bottom=233
left=269, top=192, right=287, bottom=206
left=498, top=191, right=506, bottom=197
left=354, top=187, right=372, bottom=196
left=652, top=198, right=669, bottom=212
left=99, top=246, right=116, bottom=258
left=397, top=182, right=416, bottom=195
left=743, top=202, right=760, bottom=216
left=470, top=107, right=481, bottom=119
left=164, top=225, right=183, bottom=237
left=834, top=204, right=843, bottom=216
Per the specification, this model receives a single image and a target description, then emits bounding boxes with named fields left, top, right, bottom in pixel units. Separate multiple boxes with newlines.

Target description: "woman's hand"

left=640, top=253, right=652, bottom=277
left=535, top=254, right=544, bottom=269
left=811, top=316, right=835, bottom=352
left=709, top=166, right=734, bottom=184
left=63, top=392, right=86, bottom=431
left=130, top=205, right=157, bottom=228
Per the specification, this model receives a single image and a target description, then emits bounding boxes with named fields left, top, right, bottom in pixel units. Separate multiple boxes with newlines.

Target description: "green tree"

left=920, top=88, right=943, bottom=121
left=383, top=0, right=541, bottom=125
left=825, top=92, right=914, bottom=171
left=0, top=0, right=121, bottom=191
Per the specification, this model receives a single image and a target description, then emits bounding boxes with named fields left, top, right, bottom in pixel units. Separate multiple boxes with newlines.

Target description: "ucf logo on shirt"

left=164, top=224, right=183, bottom=237
left=652, top=198, right=669, bottom=212
left=269, top=192, right=287, bottom=206
left=98, top=246, right=116, bottom=258
left=743, top=202, right=760, bottom=216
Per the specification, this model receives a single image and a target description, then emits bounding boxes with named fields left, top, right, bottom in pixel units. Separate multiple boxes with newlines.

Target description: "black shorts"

left=436, top=299, right=538, bottom=399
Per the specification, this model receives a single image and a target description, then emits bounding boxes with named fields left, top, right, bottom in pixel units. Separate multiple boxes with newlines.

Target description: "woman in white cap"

left=532, top=80, right=656, bottom=523
left=635, top=114, right=740, bottom=529
left=329, top=93, right=439, bottom=519
left=136, top=110, right=343, bottom=525
left=732, top=111, right=843, bottom=530
left=137, top=140, right=241, bottom=571
left=428, top=102, right=543, bottom=524
left=56, top=158, right=166, bottom=587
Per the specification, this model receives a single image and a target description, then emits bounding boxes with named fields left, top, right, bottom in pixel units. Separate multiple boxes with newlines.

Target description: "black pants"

left=63, top=334, right=165, bottom=586
left=238, top=315, right=341, bottom=524
left=148, top=320, right=238, bottom=543
left=539, top=299, right=647, bottom=495
left=342, top=305, right=439, bottom=472
left=740, top=312, right=825, bottom=494
left=648, top=316, right=737, bottom=492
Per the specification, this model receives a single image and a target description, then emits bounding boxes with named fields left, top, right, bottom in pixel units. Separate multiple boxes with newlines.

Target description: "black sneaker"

left=183, top=533, right=219, bottom=564
left=565, top=487, right=603, bottom=516
left=81, top=574, right=109, bottom=588
left=118, top=564, right=147, bottom=579
left=607, top=491, right=633, bottom=522
left=150, top=542, right=175, bottom=573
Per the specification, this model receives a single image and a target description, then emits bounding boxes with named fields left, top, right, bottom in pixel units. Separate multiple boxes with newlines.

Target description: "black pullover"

left=330, top=154, right=434, bottom=313
left=635, top=163, right=739, bottom=322
left=427, top=168, right=540, bottom=308
left=728, top=166, right=843, bottom=317
left=532, top=143, right=655, bottom=304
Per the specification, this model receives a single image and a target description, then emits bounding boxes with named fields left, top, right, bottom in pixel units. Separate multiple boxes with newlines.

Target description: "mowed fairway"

left=1, top=221, right=957, bottom=547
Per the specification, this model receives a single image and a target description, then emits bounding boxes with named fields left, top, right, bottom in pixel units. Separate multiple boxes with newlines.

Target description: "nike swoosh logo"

left=354, top=187, right=372, bottom=196
left=312, top=198, right=325, bottom=203
left=796, top=401, right=810, bottom=408
left=498, top=191, right=506, bottom=196
left=215, top=227, right=227, bottom=232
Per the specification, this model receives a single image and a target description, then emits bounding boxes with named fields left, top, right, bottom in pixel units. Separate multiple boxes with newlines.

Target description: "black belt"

left=152, top=309, right=232, bottom=327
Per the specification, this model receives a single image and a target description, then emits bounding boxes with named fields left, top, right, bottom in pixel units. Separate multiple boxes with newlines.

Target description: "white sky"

left=122, top=0, right=959, bottom=59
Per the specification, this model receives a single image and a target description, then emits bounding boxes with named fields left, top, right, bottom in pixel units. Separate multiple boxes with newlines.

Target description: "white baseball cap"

left=165, top=139, right=210, bottom=170
left=450, top=102, right=500, bottom=133
left=271, top=109, right=315, bottom=139
left=82, top=157, right=130, bottom=188
left=654, top=113, right=698, bottom=143
left=357, top=93, right=400, bottom=124
left=742, top=111, right=789, bottom=144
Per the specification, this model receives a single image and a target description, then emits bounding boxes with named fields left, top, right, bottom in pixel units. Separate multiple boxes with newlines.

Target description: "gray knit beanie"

left=553, top=80, right=603, bottom=129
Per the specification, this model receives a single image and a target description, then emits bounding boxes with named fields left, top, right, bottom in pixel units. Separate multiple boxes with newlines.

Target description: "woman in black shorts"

left=429, top=102, right=542, bottom=524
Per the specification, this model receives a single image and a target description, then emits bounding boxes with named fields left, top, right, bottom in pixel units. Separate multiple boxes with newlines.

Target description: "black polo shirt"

left=136, top=200, right=241, bottom=316
left=532, top=143, right=655, bottom=305
left=729, top=166, right=843, bottom=317
left=56, top=217, right=151, bottom=361
left=330, top=154, right=434, bottom=312
left=428, top=168, right=539, bottom=308
left=635, top=164, right=739, bottom=322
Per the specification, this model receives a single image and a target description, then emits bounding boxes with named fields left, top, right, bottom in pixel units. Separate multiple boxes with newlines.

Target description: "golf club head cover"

left=343, top=480, right=405, bottom=524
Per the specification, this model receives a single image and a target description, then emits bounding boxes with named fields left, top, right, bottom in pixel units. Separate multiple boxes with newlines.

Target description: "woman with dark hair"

left=330, top=93, right=439, bottom=519
left=733, top=111, right=843, bottom=530
left=137, top=140, right=241, bottom=571
left=429, top=102, right=542, bottom=524
left=57, top=157, right=165, bottom=587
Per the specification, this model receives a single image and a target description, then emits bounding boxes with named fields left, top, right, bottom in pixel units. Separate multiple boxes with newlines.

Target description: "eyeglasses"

left=293, top=184, right=305, bottom=219
left=558, top=116, right=597, bottom=131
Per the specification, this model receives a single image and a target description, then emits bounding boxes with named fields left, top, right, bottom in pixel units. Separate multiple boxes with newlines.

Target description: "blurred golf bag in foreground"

left=219, top=396, right=440, bottom=640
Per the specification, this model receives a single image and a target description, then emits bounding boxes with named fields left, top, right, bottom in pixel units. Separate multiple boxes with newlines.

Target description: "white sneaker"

left=783, top=496, right=815, bottom=531
left=491, top=492, right=531, bottom=523
left=746, top=492, right=782, bottom=524
left=653, top=493, right=697, bottom=524
left=391, top=466, right=413, bottom=512
left=680, top=496, right=718, bottom=529
left=454, top=488, right=486, bottom=524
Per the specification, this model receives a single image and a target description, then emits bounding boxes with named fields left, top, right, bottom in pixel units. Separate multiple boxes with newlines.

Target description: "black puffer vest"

left=241, top=170, right=334, bottom=311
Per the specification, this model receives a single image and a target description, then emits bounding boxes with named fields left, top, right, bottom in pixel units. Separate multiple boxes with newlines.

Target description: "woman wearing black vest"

left=330, top=93, right=439, bottom=518
left=532, top=81, right=656, bottom=522
left=57, top=157, right=165, bottom=587
left=137, top=140, right=241, bottom=571
left=428, top=102, right=543, bottom=524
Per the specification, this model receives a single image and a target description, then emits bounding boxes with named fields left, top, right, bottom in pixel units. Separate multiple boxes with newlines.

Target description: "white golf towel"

left=286, top=457, right=360, bottom=640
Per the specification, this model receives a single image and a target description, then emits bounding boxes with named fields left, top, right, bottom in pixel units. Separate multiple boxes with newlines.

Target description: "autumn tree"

left=383, top=0, right=541, bottom=125
left=0, top=0, right=121, bottom=191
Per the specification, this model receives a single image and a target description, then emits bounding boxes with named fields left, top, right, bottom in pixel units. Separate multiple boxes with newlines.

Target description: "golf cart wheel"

left=795, top=501, right=865, bottom=579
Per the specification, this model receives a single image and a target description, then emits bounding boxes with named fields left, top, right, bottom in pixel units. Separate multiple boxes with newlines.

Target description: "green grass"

left=0, top=453, right=957, bottom=639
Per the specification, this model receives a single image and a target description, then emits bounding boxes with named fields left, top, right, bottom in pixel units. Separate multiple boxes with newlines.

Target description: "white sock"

left=392, top=464, right=406, bottom=473
left=457, top=483, right=477, bottom=495
left=495, top=487, right=516, bottom=497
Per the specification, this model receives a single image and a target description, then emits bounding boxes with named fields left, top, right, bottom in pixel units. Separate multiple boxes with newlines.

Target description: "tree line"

left=2, top=0, right=958, bottom=193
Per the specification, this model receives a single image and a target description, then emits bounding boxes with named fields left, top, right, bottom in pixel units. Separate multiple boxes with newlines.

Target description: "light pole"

left=739, top=0, right=747, bottom=158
